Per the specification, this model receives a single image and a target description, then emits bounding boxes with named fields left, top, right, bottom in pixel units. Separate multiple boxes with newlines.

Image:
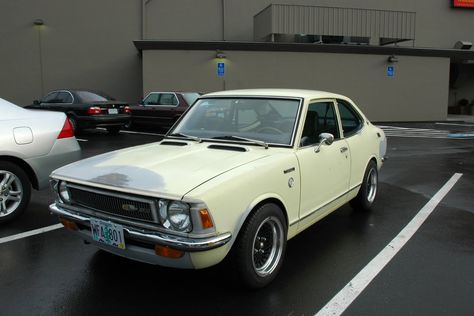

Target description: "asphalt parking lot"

left=1, top=123, right=473, bottom=316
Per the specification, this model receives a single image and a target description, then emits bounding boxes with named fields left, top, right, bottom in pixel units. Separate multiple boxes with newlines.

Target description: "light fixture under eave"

left=33, top=19, right=44, bottom=26
left=216, top=51, right=226, bottom=59
left=387, top=55, right=398, bottom=63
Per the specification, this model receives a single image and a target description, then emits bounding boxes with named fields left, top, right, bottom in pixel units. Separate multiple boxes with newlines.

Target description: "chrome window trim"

left=336, top=99, right=365, bottom=139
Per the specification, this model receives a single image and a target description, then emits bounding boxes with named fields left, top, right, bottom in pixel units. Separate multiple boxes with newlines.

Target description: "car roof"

left=203, top=89, right=349, bottom=100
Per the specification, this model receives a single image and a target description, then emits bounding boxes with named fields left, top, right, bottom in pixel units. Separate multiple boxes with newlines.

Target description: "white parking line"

left=315, top=173, right=463, bottom=316
left=436, top=122, right=474, bottom=127
left=0, top=223, right=63, bottom=245
left=76, top=138, right=88, bottom=142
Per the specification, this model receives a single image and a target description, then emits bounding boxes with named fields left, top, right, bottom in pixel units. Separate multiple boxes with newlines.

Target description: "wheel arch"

left=0, top=156, right=38, bottom=189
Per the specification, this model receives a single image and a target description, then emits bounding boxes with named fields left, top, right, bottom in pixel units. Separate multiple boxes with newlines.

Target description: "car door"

left=295, top=100, right=350, bottom=231
left=337, top=99, right=368, bottom=190
left=153, top=93, right=180, bottom=128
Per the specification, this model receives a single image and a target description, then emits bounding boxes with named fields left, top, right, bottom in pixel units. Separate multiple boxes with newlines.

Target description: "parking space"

left=0, top=124, right=473, bottom=315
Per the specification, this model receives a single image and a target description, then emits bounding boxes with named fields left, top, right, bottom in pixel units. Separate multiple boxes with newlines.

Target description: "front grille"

left=68, top=185, right=157, bottom=223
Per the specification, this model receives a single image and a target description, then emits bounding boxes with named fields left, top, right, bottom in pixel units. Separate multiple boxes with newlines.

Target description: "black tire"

left=234, top=203, right=287, bottom=288
left=350, top=160, right=378, bottom=212
left=68, top=116, right=81, bottom=134
left=0, top=161, right=32, bottom=223
left=106, top=126, right=121, bottom=134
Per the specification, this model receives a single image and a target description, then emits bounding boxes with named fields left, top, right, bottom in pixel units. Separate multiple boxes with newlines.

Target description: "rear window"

left=76, top=91, right=110, bottom=103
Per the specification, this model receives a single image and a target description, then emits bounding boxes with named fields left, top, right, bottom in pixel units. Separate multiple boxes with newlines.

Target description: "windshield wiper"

left=212, top=135, right=268, bottom=149
left=167, top=132, right=202, bottom=143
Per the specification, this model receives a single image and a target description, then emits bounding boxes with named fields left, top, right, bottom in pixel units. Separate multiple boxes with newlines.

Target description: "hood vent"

left=208, top=144, right=247, bottom=152
left=160, top=141, right=188, bottom=146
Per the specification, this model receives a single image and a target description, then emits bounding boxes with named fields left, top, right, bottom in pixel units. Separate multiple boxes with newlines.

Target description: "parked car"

left=26, top=89, right=131, bottom=134
left=128, top=92, right=201, bottom=131
left=0, top=98, right=81, bottom=223
left=49, top=89, right=386, bottom=288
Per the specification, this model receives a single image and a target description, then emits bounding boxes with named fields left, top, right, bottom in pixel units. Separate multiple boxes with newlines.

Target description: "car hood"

left=52, top=141, right=270, bottom=199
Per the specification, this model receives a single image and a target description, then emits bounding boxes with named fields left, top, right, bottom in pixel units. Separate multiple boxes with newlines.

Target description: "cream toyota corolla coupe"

left=50, top=89, right=386, bottom=288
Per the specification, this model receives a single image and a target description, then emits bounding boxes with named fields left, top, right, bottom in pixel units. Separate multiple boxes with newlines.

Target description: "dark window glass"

left=301, top=102, right=339, bottom=146
left=158, top=93, right=178, bottom=106
left=56, top=92, right=73, bottom=103
left=337, top=100, right=363, bottom=136
left=143, top=93, right=159, bottom=106
left=76, top=91, right=109, bottom=103
left=41, top=92, right=59, bottom=103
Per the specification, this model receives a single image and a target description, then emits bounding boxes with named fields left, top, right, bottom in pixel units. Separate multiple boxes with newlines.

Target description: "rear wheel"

left=106, top=126, right=121, bottom=134
left=350, top=160, right=378, bottom=211
left=0, top=161, right=31, bottom=223
left=234, top=203, right=287, bottom=288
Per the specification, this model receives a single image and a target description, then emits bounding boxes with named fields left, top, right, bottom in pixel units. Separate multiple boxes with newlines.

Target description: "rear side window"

left=337, top=100, right=363, bottom=137
left=56, top=92, right=73, bottom=103
left=41, top=92, right=58, bottom=103
left=159, top=93, right=178, bottom=106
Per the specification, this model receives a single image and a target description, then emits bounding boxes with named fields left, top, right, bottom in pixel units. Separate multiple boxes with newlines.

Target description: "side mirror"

left=315, top=133, right=334, bottom=153
left=33, top=100, right=40, bottom=105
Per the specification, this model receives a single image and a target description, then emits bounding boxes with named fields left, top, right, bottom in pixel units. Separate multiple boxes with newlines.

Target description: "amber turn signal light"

left=199, top=208, right=214, bottom=229
left=59, top=217, right=78, bottom=231
left=154, top=245, right=184, bottom=258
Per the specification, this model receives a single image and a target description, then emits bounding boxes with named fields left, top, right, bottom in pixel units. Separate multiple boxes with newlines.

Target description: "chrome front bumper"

left=49, top=203, right=232, bottom=252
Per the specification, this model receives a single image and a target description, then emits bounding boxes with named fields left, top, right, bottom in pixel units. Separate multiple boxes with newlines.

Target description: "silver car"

left=0, top=97, right=81, bottom=223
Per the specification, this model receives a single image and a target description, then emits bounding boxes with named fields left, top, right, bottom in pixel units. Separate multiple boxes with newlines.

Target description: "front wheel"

left=350, top=160, right=378, bottom=211
left=0, top=161, right=32, bottom=223
left=234, top=203, right=287, bottom=288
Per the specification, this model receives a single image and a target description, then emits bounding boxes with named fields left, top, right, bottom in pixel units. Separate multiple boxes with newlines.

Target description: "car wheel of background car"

left=68, top=116, right=81, bottom=134
left=0, top=161, right=31, bottom=223
left=350, top=160, right=378, bottom=212
left=106, top=126, right=121, bottom=134
left=234, top=203, right=287, bottom=288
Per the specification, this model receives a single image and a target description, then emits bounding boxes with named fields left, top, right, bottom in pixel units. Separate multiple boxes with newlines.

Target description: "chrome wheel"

left=252, top=216, right=285, bottom=277
left=0, top=170, right=23, bottom=217
left=366, top=168, right=377, bottom=203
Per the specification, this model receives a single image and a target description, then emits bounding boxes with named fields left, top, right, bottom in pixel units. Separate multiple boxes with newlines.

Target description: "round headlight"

left=168, top=201, right=191, bottom=231
left=58, top=181, right=71, bottom=203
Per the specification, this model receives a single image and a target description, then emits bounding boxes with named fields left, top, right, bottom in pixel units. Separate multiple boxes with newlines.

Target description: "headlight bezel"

left=158, top=199, right=192, bottom=233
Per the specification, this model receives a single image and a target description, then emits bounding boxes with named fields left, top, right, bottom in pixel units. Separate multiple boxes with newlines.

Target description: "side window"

left=41, top=92, right=59, bottom=103
left=300, top=101, right=339, bottom=147
left=143, top=93, right=159, bottom=105
left=158, top=93, right=178, bottom=106
left=56, top=92, right=73, bottom=104
left=337, top=100, right=363, bottom=137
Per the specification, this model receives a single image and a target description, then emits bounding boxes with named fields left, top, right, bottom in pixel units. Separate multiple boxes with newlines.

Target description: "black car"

left=128, top=92, right=201, bottom=131
left=27, top=89, right=131, bottom=134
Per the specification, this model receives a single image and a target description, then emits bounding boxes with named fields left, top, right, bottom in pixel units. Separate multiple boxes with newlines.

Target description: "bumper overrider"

left=49, top=203, right=232, bottom=269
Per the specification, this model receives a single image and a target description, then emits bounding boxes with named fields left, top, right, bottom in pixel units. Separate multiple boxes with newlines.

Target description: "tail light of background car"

left=87, top=106, right=102, bottom=115
left=124, top=106, right=131, bottom=114
left=57, top=118, right=75, bottom=139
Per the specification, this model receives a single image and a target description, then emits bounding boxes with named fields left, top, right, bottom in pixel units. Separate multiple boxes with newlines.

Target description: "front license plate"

left=108, top=108, right=118, bottom=114
left=90, top=218, right=126, bottom=249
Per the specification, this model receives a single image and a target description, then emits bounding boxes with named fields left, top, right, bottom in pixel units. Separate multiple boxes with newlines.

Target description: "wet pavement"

left=0, top=124, right=473, bottom=315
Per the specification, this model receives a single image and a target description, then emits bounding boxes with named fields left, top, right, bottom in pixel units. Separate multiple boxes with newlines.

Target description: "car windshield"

left=170, top=97, right=301, bottom=146
left=76, top=91, right=110, bottom=102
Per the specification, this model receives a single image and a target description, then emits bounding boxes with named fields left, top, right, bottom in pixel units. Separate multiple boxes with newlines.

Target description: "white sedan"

left=0, top=98, right=81, bottom=223
left=49, top=89, right=386, bottom=288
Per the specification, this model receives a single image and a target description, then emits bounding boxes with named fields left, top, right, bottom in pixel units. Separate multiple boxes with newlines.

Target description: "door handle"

left=340, top=147, right=348, bottom=153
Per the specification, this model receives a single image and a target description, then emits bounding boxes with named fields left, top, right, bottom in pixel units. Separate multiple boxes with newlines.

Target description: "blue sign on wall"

left=387, top=66, right=395, bottom=77
left=217, top=62, right=225, bottom=77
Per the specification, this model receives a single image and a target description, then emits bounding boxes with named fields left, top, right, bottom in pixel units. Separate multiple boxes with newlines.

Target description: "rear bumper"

left=26, top=138, right=81, bottom=189
left=77, top=114, right=130, bottom=128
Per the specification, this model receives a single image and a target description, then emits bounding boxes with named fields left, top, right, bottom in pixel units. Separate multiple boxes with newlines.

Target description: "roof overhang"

left=134, top=40, right=474, bottom=63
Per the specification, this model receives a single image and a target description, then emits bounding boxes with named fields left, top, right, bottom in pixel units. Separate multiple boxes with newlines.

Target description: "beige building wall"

left=0, top=0, right=142, bottom=105
left=144, top=0, right=474, bottom=48
left=143, top=50, right=449, bottom=121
